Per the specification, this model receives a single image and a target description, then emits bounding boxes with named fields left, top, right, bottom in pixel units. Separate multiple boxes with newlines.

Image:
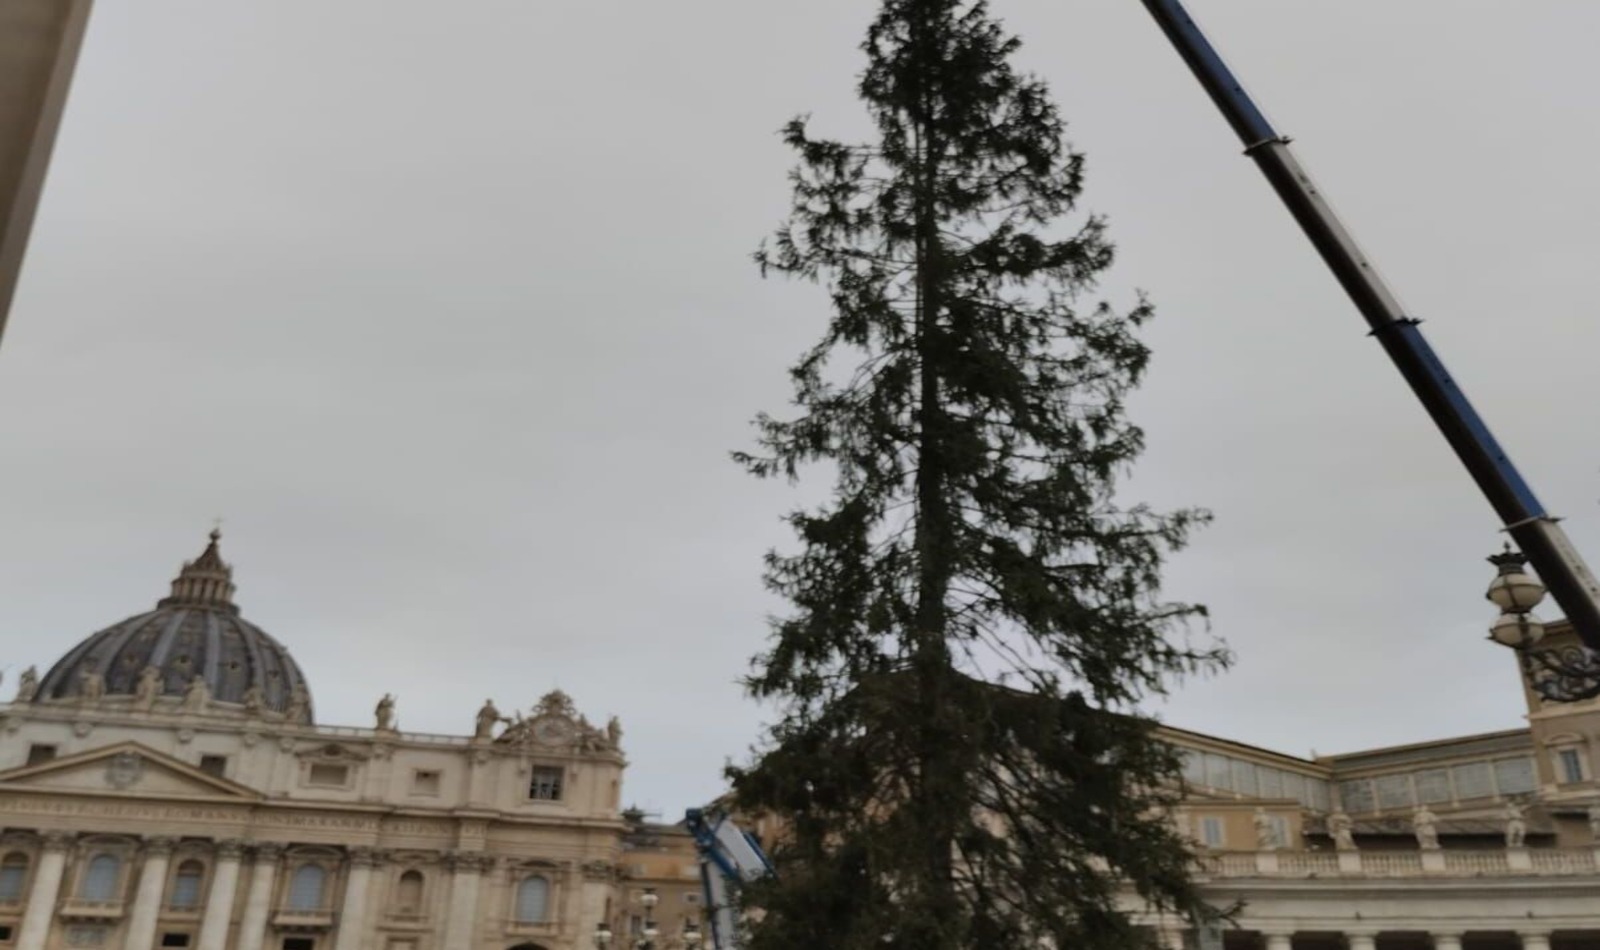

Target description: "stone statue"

left=1503, top=799, right=1527, bottom=849
left=79, top=669, right=105, bottom=704
left=1252, top=807, right=1278, bottom=850
left=606, top=715, right=622, bottom=748
left=134, top=666, right=162, bottom=710
left=14, top=666, right=37, bottom=702
left=1588, top=803, right=1600, bottom=843
left=474, top=699, right=504, bottom=740
left=241, top=684, right=265, bottom=717
left=1413, top=805, right=1440, bottom=851
left=375, top=693, right=397, bottom=731
left=285, top=683, right=310, bottom=723
left=182, top=675, right=210, bottom=713
left=1327, top=811, right=1356, bottom=852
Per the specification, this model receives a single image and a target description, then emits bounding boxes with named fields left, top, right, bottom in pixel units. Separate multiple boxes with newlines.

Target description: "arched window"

left=514, top=876, right=549, bottom=923
left=0, top=853, right=29, bottom=901
left=81, top=854, right=121, bottom=901
left=393, top=869, right=423, bottom=911
left=286, top=864, right=327, bottom=911
left=169, top=860, right=205, bottom=909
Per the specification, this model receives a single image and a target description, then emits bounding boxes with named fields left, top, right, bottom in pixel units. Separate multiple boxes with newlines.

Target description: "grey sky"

left=4, top=0, right=1598, bottom=816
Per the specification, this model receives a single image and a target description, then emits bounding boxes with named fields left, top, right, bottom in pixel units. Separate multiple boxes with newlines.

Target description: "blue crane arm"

left=685, top=808, right=774, bottom=950
left=1140, top=0, right=1600, bottom=651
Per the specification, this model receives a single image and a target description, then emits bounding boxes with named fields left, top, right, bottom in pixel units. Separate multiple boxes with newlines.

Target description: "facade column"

left=16, top=831, right=73, bottom=950
left=331, top=846, right=379, bottom=950
left=441, top=851, right=489, bottom=950
left=234, top=843, right=283, bottom=950
left=1433, top=934, right=1464, bottom=950
left=122, top=836, right=176, bottom=950
left=1347, top=934, right=1378, bottom=950
left=1264, top=932, right=1295, bottom=950
left=1519, top=934, right=1552, bottom=950
left=195, top=840, right=244, bottom=950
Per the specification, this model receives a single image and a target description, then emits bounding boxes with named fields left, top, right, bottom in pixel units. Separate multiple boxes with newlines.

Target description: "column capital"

left=250, top=842, right=285, bottom=863
left=39, top=830, right=74, bottom=852
left=143, top=835, right=178, bottom=857
left=214, top=839, right=247, bottom=861
left=347, top=846, right=383, bottom=869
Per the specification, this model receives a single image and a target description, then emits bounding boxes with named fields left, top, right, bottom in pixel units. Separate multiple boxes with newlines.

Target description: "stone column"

left=122, top=836, right=176, bottom=950
left=1264, top=932, right=1295, bottom=950
left=1519, top=933, right=1552, bottom=950
left=195, top=840, right=244, bottom=950
left=441, top=852, right=489, bottom=950
left=331, top=847, right=379, bottom=950
left=1347, top=934, right=1378, bottom=950
left=234, top=844, right=283, bottom=950
left=1433, top=934, right=1463, bottom=950
left=16, top=831, right=72, bottom=950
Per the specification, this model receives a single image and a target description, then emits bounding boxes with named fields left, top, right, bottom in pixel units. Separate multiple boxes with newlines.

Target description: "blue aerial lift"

left=688, top=6, right=1600, bottom=947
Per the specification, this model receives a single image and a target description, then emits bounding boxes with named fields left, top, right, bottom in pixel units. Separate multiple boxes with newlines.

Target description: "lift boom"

left=1140, top=0, right=1600, bottom=652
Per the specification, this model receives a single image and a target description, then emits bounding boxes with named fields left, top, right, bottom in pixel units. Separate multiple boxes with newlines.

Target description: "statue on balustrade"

left=79, top=669, right=105, bottom=704
left=1252, top=807, right=1278, bottom=850
left=241, top=683, right=265, bottom=717
left=475, top=699, right=506, bottom=740
left=182, top=675, right=211, bottom=713
left=285, top=682, right=310, bottom=723
left=14, top=666, right=37, bottom=702
left=1326, top=810, right=1357, bottom=852
left=1412, top=805, right=1440, bottom=851
left=134, top=666, right=162, bottom=710
left=375, top=693, right=397, bottom=732
left=1503, top=799, right=1527, bottom=849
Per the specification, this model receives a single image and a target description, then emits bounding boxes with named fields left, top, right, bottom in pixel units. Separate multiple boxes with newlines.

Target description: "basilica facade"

left=0, top=533, right=631, bottom=950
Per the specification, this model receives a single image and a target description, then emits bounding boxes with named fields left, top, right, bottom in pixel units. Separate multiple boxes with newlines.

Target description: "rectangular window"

left=529, top=767, right=564, bottom=801
left=306, top=764, right=349, bottom=787
left=1414, top=769, right=1452, bottom=804
left=1269, top=816, right=1290, bottom=848
left=1179, top=750, right=1205, bottom=787
left=1256, top=767, right=1284, bottom=800
left=0, top=924, right=13, bottom=941
left=198, top=756, right=227, bottom=778
left=1198, top=817, right=1224, bottom=848
left=1338, top=780, right=1375, bottom=815
left=1203, top=754, right=1232, bottom=791
left=1451, top=762, right=1493, bottom=800
left=411, top=770, right=441, bottom=796
left=25, top=745, right=55, bottom=767
left=1493, top=757, right=1537, bottom=796
left=281, top=940, right=315, bottom=950
left=1373, top=773, right=1413, bottom=810
left=160, top=935, right=191, bottom=948
left=1230, top=761, right=1259, bottom=797
left=1558, top=749, right=1584, bottom=784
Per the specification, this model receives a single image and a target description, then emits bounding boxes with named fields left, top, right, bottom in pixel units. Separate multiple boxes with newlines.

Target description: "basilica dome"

left=32, top=531, right=314, bottom=722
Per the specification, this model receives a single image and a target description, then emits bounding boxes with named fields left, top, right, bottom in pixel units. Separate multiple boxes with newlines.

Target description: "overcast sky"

left=4, top=0, right=1599, bottom=816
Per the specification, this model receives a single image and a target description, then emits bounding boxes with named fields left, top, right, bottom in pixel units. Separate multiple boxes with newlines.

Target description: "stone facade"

left=0, top=536, right=634, bottom=950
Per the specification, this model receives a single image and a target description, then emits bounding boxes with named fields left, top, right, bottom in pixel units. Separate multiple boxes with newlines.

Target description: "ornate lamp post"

left=636, top=888, right=660, bottom=950
left=1486, top=546, right=1600, bottom=702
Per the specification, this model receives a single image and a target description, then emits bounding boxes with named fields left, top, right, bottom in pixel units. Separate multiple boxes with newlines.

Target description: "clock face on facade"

left=531, top=715, right=574, bottom=746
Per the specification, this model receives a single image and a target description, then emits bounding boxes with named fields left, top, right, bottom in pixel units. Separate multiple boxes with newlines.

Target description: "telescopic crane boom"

left=1140, top=0, right=1600, bottom=652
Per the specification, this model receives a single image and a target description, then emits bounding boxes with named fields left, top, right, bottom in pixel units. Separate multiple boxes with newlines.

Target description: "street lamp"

left=636, top=888, right=660, bottom=950
left=1485, top=546, right=1600, bottom=702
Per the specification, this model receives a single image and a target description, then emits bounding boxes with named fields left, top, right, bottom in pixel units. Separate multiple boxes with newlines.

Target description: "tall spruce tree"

left=733, top=1, right=1228, bottom=947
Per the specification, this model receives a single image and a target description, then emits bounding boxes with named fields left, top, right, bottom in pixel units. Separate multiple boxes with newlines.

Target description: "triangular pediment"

left=0, top=741, right=261, bottom=801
